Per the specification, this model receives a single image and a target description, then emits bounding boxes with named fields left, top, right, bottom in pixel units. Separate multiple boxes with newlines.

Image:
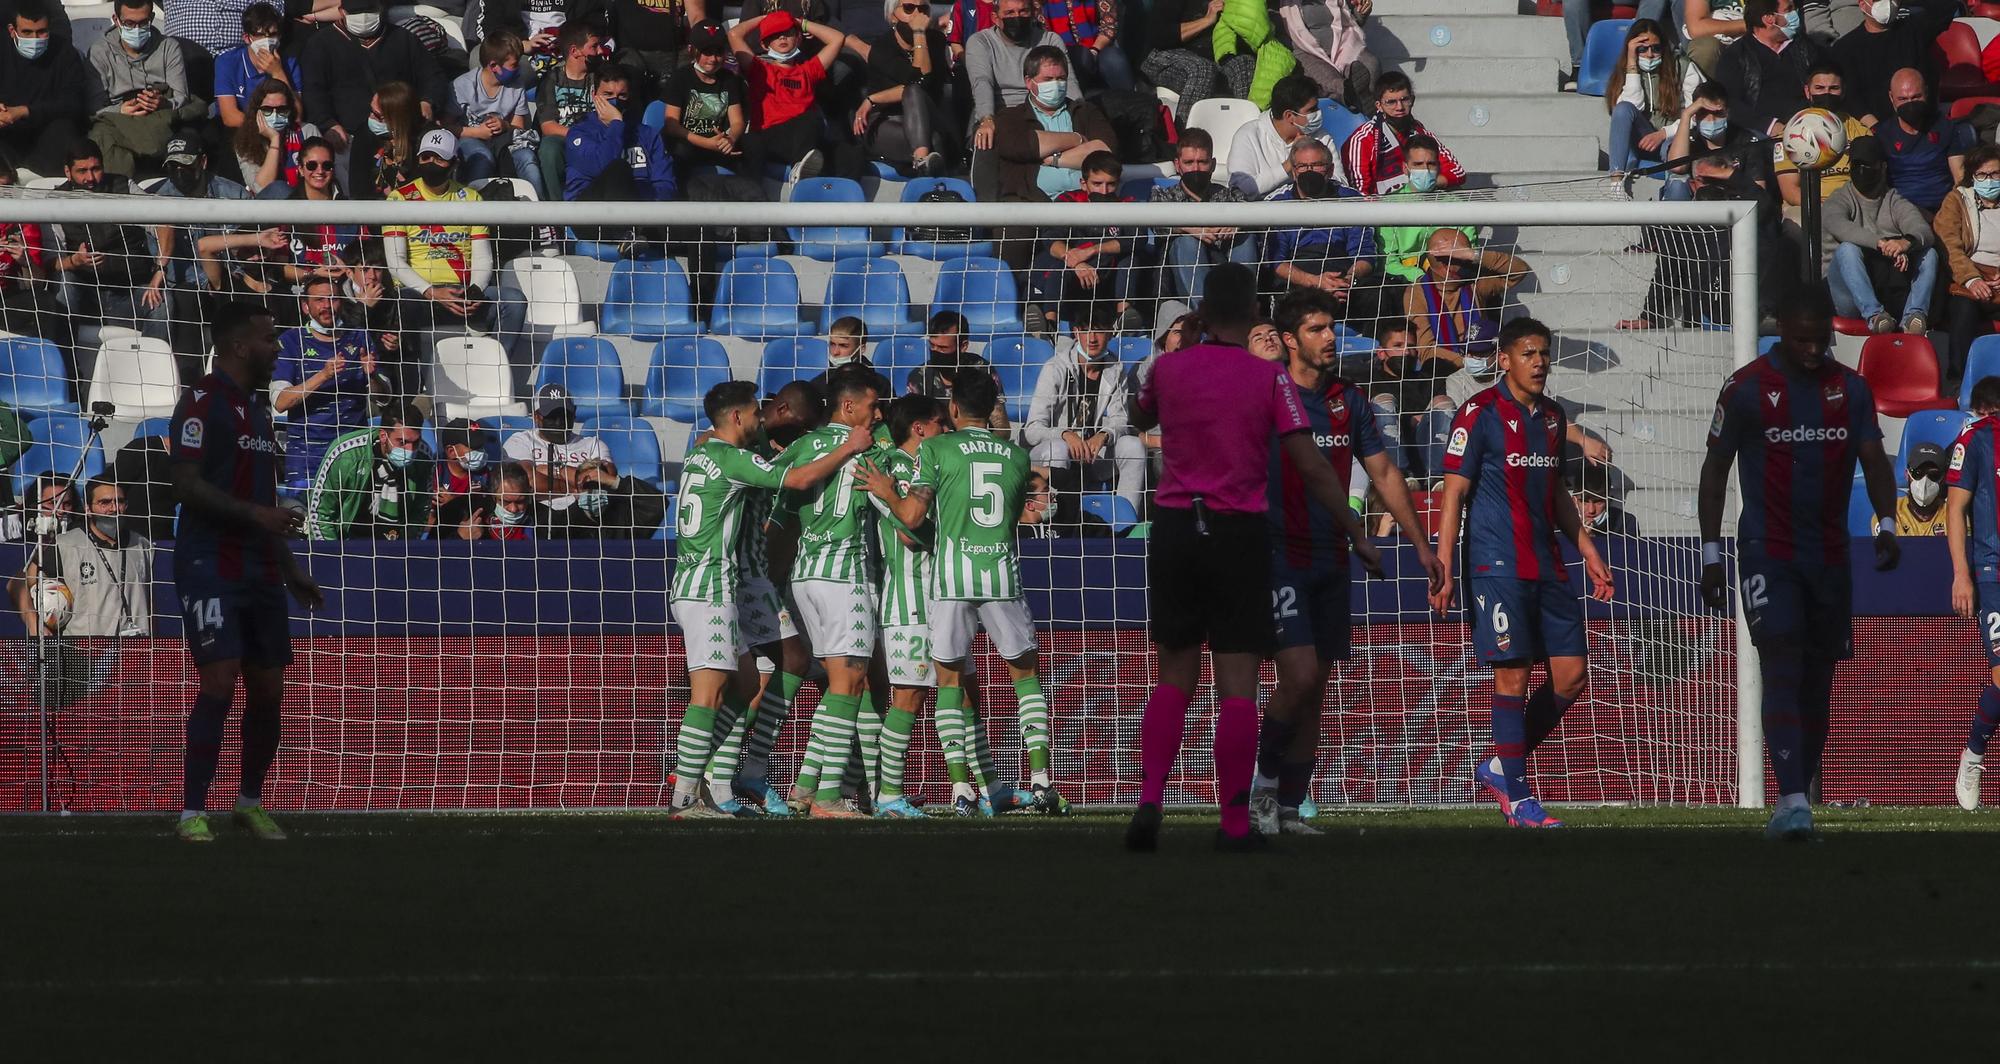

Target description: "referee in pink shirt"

left=1126, top=264, right=1383, bottom=851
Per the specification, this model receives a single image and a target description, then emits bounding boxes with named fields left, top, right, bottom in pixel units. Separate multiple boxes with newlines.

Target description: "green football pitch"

left=5, top=807, right=1995, bottom=1057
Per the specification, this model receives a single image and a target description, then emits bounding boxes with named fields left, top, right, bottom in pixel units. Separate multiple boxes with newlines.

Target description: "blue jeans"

left=1417, top=405, right=1457, bottom=480
left=1367, top=395, right=1406, bottom=473
left=1609, top=101, right=1663, bottom=172
left=1827, top=241, right=1938, bottom=322
left=1660, top=176, right=1694, bottom=202
left=459, top=135, right=547, bottom=199
left=1163, top=232, right=1257, bottom=301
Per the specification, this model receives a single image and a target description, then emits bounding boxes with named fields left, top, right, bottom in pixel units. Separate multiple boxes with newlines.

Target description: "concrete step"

left=1497, top=223, right=1645, bottom=255
left=1450, top=133, right=1603, bottom=173
left=1366, top=14, right=1568, bottom=60
left=1411, top=92, right=1614, bottom=142
left=1393, top=55, right=1561, bottom=96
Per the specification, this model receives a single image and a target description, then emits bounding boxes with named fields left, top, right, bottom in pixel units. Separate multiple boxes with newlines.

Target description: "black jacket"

left=300, top=25, right=444, bottom=136
left=1713, top=33, right=1827, bottom=141
left=0, top=35, right=92, bottom=136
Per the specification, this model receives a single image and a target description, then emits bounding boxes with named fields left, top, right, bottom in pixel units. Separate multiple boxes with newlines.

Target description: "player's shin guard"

left=741, top=671, right=803, bottom=785
left=1972, top=686, right=2000, bottom=756
left=1014, top=675, right=1050, bottom=786
left=239, top=698, right=281, bottom=803
left=672, top=704, right=720, bottom=804
left=1491, top=693, right=1530, bottom=803
left=806, top=694, right=862, bottom=803
left=1139, top=682, right=1192, bottom=807
left=1523, top=684, right=1575, bottom=753
left=182, top=691, right=232, bottom=813
left=934, top=686, right=970, bottom=787
left=878, top=705, right=917, bottom=799
left=1214, top=696, right=1258, bottom=837
left=1759, top=653, right=1808, bottom=799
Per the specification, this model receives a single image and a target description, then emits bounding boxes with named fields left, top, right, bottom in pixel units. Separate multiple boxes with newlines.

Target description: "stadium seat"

left=873, top=336, right=930, bottom=392
left=468, top=176, right=538, bottom=201
left=711, top=257, right=815, bottom=339
left=1858, top=334, right=1955, bottom=417
left=1108, top=336, right=1151, bottom=368
left=566, top=228, right=624, bottom=262
left=643, top=337, right=733, bottom=422
left=131, top=416, right=172, bottom=441
left=1902, top=408, right=1973, bottom=475
left=1961, top=334, right=2000, bottom=407
left=819, top=258, right=923, bottom=336
left=11, top=413, right=104, bottom=497
left=931, top=256, right=1024, bottom=339
left=660, top=491, right=678, bottom=540
left=1952, top=94, right=2000, bottom=121
left=433, top=336, right=528, bottom=421
left=1318, top=99, right=1366, bottom=149
left=85, top=335, right=179, bottom=422
left=1184, top=98, right=1257, bottom=169
left=1577, top=19, right=1632, bottom=97
left=512, top=257, right=594, bottom=335
left=1846, top=474, right=1876, bottom=536
left=893, top=177, right=994, bottom=259
left=641, top=99, right=666, bottom=130
left=786, top=177, right=883, bottom=261
left=584, top=416, right=668, bottom=490
left=600, top=257, right=703, bottom=339
left=1832, top=316, right=1872, bottom=337
left=1758, top=335, right=1781, bottom=354
left=532, top=337, right=629, bottom=418
left=0, top=335, right=76, bottom=417
left=1938, top=21, right=2000, bottom=99
left=1081, top=493, right=1139, bottom=532
left=981, top=334, right=1054, bottom=423
left=760, top=338, right=830, bottom=397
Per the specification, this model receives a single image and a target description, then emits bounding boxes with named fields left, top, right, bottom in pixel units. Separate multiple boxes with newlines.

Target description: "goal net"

left=0, top=185, right=1760, bottom=813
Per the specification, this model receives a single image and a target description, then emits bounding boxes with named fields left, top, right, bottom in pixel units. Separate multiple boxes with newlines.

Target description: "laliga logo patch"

left=180, top=419, right=204, bottom=449
left=1953, top=444, right=1967, bottom=472
left=1446, top=427, right=1470, bottom=457
left=1709, top=403, right=1726, bottom=438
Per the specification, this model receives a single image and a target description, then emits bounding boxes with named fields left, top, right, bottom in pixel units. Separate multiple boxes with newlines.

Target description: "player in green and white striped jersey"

left=858, top=369, right=1071, bottom=816
left=772, top=370, right=887, bottom=819
left=667, top=381, right=870, bottom=819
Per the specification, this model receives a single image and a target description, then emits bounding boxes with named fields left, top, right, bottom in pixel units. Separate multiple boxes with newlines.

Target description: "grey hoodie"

left=1823, top=180, right=1935, bottom=250
left=87, top=24, right=190, bottom=116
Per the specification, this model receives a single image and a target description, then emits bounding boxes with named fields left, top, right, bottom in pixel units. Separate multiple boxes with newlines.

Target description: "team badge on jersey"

left=1447, top=427, right=1470, bottom=457
left=180, top=419, right=204, bottom=449
left=1824, top=382, right=1845, bottom=406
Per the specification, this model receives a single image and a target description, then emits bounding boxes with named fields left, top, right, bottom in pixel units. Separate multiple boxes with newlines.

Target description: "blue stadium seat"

left=11, top=413, right=103, bottom=497
left=893, top=177, right=994, bottom=259
left=601, top=258, right=704, bottom=339
left=566, top=228, right=624, bottom=262
left=643, top=337, right=733, bottom=421
left=659, top=491, right=679, bottom=540
left=1758, top=335, right=1780, bottom=355
left=1334, top=323, right=1376, bottom=358
left=1108, top=336, right=1151, bottom=367
left=585, top=417, right=669, bottom=490
left=711, top=257, right=815, bottom=339
left=1902, top=408, right=1972, bottom=477
left=1964, top=334, right=2000, bottom=407
left=760, top=338, right=831, bottom=397
left=1081, top=492, right=1139, bottom=532
left=1578, top=19, right=1632, bottom=97
left=873, top=336, right=930, bottom=392
left=931, top=257, right=1024, bottom=339
left=981, top=334, right=1054, bottom=423
left=1318, top=98, right=1367, bottom=148
left=786, top=177, right=883, bottom=261
left=131, top=416, right=173, bottom=441
left=1846, top=474, right=1875, bottom=537
left=819, top=258, right=924, bottom=336
left=0, top=336, right=76, bottom=417
left=641, top=99, right=666, bottom=130
left=532, top=337, right=629, bottom=419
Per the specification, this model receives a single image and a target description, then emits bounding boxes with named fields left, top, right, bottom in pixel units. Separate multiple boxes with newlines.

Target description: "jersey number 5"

left=970, top=461, right=1005, bottom=528
left=678, top=472, right=707, bottom=537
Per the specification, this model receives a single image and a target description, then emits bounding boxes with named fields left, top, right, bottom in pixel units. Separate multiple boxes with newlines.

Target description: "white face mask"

left=1911, top=475, right=1941, bottom=507
left=307, top=316, right=335, bottom=336
left=345, top=13, right=381, bottom=37
left=31, top=512, right=62, bottom=536
left=1463, top=354, right=1496, bottom=377
left=460, top=449, right=487, bottom=472
left=1868, top=0, right=1895, bottom=25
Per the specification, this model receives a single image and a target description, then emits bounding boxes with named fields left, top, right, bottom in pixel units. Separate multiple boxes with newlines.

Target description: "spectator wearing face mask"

left=10, top=478, right=153, bottom=637
left=563, top=62, right=677, bottom=201
left=730, top=10, right=850, bottom=184
left=1823, top=134, right=1935, bottom=335
left=1883, top=67, right=1971, bottom=216
left=1375, top=135, right=1473, bottom=286
left=1152, top=129, right=1253, bottom=303
left=305, top=401, right=430, bottom=540
left=504, top=383, right=613, bottom=501
left=233, top=78, right=319, bottom=194
left=0, top=0, right=92, bottom=176
left=430, top=417, right=494, bottom=527
left=1568, top=464, right=1637, bottom=539
left=967, top=0, right=1071, bottom=145
left=1898, top=441, right=1948, bottom=537
left=533, top=19, right=606, bottom=201
left=453, top=31, right=542, bottom=197
left=384, top=129, right=528, bottom=360
left=1607, top=18, right=1686, bottom=174
left=547, top=457, right=669, bottom=537
left=1340, top=70, right=1462, bottom=197
left=1712, top=0, right=1826, bottom=140
left=442, top=459, right=539, bottom=540
left=1227, top=72, right=1339, bottom=198
left=1662, top=80, right=1773, bottom=204
left=810, top=316, right=892, bottom=395
left=1028, top=150, right=1137, bottom=334
left=88, top=0, right=206, bottom=178
left=1263, top=139, right=1379, bottom=321
left=300, top=0, right=443, bottom=161
left=991, top=44, right=1115, bottom=203
left=1025, top=305, right=1146, bottom=519
left=273, top=275, right=390, bottom=493
left=55, top=141, right=169, bottom=372
left=1401, top=228, right=1528, bottom=372
left=1774, top=62, right=1871, bottom=214
left=1934, top=144, right=2000, bottom=386
left=662, top=20, right=749, bottom=177
left=214, top=3, right=303, bottom=133
left=908, top=310, right=1012, bottom=431
left=1831, top=0, right=1950, bottom=130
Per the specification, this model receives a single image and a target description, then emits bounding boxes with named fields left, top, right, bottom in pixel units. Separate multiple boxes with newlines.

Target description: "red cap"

left=761, top=9, right=799, bottom=38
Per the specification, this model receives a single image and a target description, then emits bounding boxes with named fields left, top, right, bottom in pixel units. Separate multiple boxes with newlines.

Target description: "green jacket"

left=0, top=402, right=26, bottom=471
left=306, top=428, right=431, bottom=541
left=1378, top=186, right=1479, bottom=284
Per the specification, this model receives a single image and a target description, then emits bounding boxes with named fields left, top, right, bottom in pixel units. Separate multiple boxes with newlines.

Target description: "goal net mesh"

left=0, top=183, right=1743, bottom=812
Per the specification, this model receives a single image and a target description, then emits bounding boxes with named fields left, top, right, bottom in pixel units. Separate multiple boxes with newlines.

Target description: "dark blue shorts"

left=176, top=564, right=295, bottom=669
left=1271, top=561, right=1351, bottom=660
left=1976, top=582, right=2000, bottom=668
left=1738, top=553, right=1853, bottom=660
left=1468, top=576, right=1586, bottom=665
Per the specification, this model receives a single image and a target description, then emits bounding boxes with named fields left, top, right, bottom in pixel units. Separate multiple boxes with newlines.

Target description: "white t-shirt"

left=503, top=429, right=611, bottom=473
left=1227, top=117, right=1343, bottom=198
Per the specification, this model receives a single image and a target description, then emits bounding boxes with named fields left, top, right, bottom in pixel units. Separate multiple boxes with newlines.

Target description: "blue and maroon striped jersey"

left=1441, top=384, right=1570, bottom=583
left=1948, top=416, right=2000, bottom=575
left=1708, top=354, right=1881, bottom=563
left=167, top=371, right=283, bottom=582
left=1267, top=375, right=1385, bottom=569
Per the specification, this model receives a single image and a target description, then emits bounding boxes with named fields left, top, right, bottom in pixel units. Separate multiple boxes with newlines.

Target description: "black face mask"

left=1808, top=93, right=1844, bottom=113
left=1294, top=170, right=1330, bottom=199
left=1181, top=168, right=1212, bottom=195
left=1001, top=16, right=1036, bottom=42
left=1089, top=191, right=1116, bottom=203
left=167, top=165, right=205, bottom=196
left=1896, top=100, right=1933, bottom=128
left=895, top=22, right=914, bottom=42
left=418, top=161, right=454, bottom=186
left=1851, top=162, right=1889, bottom=198
left=1384, top=111, right=1416, bottom=134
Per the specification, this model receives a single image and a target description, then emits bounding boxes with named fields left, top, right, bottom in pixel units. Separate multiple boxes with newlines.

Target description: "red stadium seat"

left=1534, top=1, right=1638, bottom=16
left=1938, top=22, right=2000, bottom=100
left=1406, top=491, right=1445, bottom=539
left=1858, top=334, right=1956, bottom=417
left=1832, top=316, right=1873, bottom=336
left=1952, top=94, right=2000, bottom=121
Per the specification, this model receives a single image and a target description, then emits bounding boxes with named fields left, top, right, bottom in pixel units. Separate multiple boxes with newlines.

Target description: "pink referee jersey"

left=1137, top=343, right=1311, bottom=514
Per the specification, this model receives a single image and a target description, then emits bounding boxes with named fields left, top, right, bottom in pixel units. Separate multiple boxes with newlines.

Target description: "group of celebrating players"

left=156, top=263, right=1999, bottom=845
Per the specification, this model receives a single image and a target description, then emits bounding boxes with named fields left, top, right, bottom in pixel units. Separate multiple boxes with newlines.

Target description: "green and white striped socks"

left=935, top=686, right=972, bottom=800
left=855, top=692, right=883, bottom=800
left=1015, top=675, right=1051, bottom=788
left=704, top=692, right=755, bottom=798
left=801, top=693, right=862, bottom=804
left=878, top=705, right=918, bottom=799
left=741, top=670, right=804, bottom=787
left=672, top=704, right=718, bottom=806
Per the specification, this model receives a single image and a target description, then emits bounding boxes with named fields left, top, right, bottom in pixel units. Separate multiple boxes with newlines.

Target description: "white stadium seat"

left=433, top=335, right=528, bottom=421
left=512, top=257, right=595, bottom=336
left=1184, top=98, right=1259, bottom=170
left=86, top=336, right=180, bottom=422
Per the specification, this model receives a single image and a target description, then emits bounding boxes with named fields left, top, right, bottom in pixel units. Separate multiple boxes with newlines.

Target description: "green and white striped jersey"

left=914, top=427, right=1032, bottom=602
left=778, top=425, right=880, bottom=587
left=671, top=439, right=786, bottom=604
left=734, top=439, right=779, bottom=582
left=870, top=446, right=935, bottom=626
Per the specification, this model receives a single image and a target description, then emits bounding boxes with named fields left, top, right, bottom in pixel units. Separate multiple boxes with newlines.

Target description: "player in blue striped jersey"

left=1948, top=378, right=2000, bottom=809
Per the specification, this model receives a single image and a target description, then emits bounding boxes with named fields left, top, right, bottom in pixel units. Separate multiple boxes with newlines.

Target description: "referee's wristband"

left=1877, top=516, right=1896, bottom=537
left=1701, top=541, right=1721, bottom=567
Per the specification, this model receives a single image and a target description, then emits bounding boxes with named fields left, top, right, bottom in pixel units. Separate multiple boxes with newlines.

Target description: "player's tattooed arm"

left=855, top=459, right=933, bottom=529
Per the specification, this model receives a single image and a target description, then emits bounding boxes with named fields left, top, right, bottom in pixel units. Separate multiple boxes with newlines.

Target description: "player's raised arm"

left=857, top=457, right=932, bottom=530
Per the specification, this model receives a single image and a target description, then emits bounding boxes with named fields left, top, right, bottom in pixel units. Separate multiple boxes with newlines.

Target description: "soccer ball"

left=30, top=577, right=71, bottom=633
left=1781, top=108, right=1849, bottom=170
